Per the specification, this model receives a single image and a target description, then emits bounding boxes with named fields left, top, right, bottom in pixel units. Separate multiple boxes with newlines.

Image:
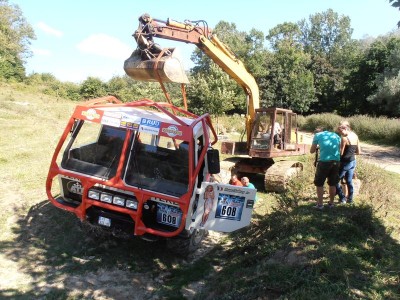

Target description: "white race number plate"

left=156, top=203, right=182, bottom=228
left=98, top=216, right=111, bottom=227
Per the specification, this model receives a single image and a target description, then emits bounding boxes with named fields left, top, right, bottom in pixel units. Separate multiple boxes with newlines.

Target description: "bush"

left=349, top=115, right=400, bottom=146
left=212, top=114, right=246, bottom=135
left=298, top=113, right=400, bottom=146
left=299, top=113, right=342, bottom=132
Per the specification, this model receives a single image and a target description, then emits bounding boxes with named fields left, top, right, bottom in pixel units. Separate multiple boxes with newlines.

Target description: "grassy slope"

left=0, top=84, right=399, bottom=299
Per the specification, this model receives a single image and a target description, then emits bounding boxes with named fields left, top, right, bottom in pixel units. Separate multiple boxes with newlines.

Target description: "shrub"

left=298, top=113, right=400, bottom=146
left=299, top=113, right=342, bottom=132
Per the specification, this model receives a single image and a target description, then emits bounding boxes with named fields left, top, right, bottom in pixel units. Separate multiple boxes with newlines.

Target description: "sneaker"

left=328, top=203, right=335, bottom=208
left=339, top=197, right=347, bottom=204
left=314, top=204, right=324, bottom=210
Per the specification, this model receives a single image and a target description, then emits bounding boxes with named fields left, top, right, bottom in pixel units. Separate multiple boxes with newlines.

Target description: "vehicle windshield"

left=251, top=112, right=273, bottom=150
left=124, top=132, right=190, bottom=197
left=61, top=122, right=127, bottom=180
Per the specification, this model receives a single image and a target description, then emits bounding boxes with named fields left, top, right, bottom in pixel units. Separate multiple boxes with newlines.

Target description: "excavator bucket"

left=124, top=48, right=189, bottom=84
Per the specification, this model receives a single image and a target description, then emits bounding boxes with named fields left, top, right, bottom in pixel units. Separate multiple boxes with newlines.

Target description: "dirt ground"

left=358, top=143, right=400, bottom=174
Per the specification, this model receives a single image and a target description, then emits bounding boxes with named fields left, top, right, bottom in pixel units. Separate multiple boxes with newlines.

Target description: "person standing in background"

left=336, top=120, right=361, bottom=204
left=310, top=127, right=341, bottom=209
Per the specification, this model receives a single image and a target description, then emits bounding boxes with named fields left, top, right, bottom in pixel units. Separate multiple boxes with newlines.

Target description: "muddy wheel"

left=166, top=229, right=207, bottom=256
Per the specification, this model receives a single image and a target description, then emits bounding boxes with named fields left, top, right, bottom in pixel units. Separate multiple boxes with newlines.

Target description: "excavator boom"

left=124, top=14, right=259, bottom=145
left=125, top=13, right=309, bottom=192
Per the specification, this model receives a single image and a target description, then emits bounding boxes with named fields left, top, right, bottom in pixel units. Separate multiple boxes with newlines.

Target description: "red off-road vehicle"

left=46, top=96, right=256, bottom=255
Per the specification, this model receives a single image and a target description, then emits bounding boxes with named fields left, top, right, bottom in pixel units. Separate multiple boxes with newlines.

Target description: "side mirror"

left=207, top=149, right=220, bottom=174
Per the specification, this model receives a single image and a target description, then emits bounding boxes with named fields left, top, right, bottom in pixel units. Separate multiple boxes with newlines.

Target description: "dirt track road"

left=359, top=143, right=400, bottom=174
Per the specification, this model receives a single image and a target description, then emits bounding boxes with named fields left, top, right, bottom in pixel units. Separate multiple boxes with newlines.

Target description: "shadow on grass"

left=2, top=197, right=399, bottom=299
left=0, top=200, right=183, bottom=299
left=195, top=203, right=400, bottom=299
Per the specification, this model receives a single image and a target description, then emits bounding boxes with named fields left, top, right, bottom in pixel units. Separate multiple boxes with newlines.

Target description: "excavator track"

left=264, top=160, right=303, bottom=193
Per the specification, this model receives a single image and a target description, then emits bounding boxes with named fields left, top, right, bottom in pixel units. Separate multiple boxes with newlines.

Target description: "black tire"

left=166, top=229, right=207, bottom=256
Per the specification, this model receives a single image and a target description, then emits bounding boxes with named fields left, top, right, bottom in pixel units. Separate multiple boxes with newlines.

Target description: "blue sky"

left=13, top=0, right=400, bottom=83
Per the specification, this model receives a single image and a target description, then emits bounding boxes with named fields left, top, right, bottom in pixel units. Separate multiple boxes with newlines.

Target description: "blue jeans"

left=336, top=160, right=356, bottom=202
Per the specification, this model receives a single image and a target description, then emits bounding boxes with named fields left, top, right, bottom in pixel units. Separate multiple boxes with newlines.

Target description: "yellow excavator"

left=124, top=13, right=309, bottom=192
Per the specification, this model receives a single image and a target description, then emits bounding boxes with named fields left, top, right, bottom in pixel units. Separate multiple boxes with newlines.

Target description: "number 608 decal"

left=215, top=193, right=245, bottom=221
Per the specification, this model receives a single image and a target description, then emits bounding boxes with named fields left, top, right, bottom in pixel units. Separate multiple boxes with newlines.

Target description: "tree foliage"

left=367, top=75, right=400, bottom=116
left=189, top=21, right=261, bottom=115
left=345, top=36, right=400, bottom=115
left=263, top=22, right=316, bottom=112
left=365, top=37, right=400, bottom=116
left=80, top=77, right=107, bottom=99
left=6, top=3, right=400, bottom=118
left=187, top=64, right=236, bottom=115
left=390, top=0, right=400, bottom=27
left=0, top=0, right=35, bottom=81
left=297, top=9, right=359, bottom=114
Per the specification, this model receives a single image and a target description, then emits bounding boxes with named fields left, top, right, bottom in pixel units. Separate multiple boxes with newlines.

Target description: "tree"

left=267, top=22, right=302, bottom=51
left=262, top=22, right=316, bottom=113
left=366, top=37, right=400, bottom=116
left=189, top=21, right=266, bottom=115
left=0, top=0, right=35, bottom=80
left=298, top=9, right=359, bottom=114
left=367, top=75, right=400, bottom=116
left=345, top=37, right=400, bottom=115
left=187, top=64, right=236, bottom=116
left=243, top=29, right=269, bottom=79
left=390, top=0, right=400, bottom=27
left=80, top=77, right=107, bottom=99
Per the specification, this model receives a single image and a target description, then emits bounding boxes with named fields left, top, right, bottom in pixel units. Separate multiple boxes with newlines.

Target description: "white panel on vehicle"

left=194, top=182, right=256, bottom=232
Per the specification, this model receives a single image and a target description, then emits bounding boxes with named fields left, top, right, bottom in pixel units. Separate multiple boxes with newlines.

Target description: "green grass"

left=191, top=157, right=400, bottom=299
left=0, top=82, right=399, bottom=299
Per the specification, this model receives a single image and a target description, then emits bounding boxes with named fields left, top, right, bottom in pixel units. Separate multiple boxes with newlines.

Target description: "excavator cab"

left=249, top=108, right=299, bottom=157
left=221, top=107, right=303, bottom=158
left=222, top=107, right=307, bottom=193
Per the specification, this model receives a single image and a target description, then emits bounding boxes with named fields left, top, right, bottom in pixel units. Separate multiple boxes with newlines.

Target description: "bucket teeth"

left=124, top=48, right=189, bottom=84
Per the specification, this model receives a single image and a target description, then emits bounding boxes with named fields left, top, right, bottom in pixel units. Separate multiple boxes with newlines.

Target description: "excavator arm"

left=124, top=14, right=259, bottom=146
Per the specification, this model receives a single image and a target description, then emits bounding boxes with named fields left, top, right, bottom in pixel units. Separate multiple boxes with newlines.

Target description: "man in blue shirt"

left=241, top=177, right=257, bottom=201
left=241, top=177, right=256, bottom=189
left=310, top=127, right=341, bottom=209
